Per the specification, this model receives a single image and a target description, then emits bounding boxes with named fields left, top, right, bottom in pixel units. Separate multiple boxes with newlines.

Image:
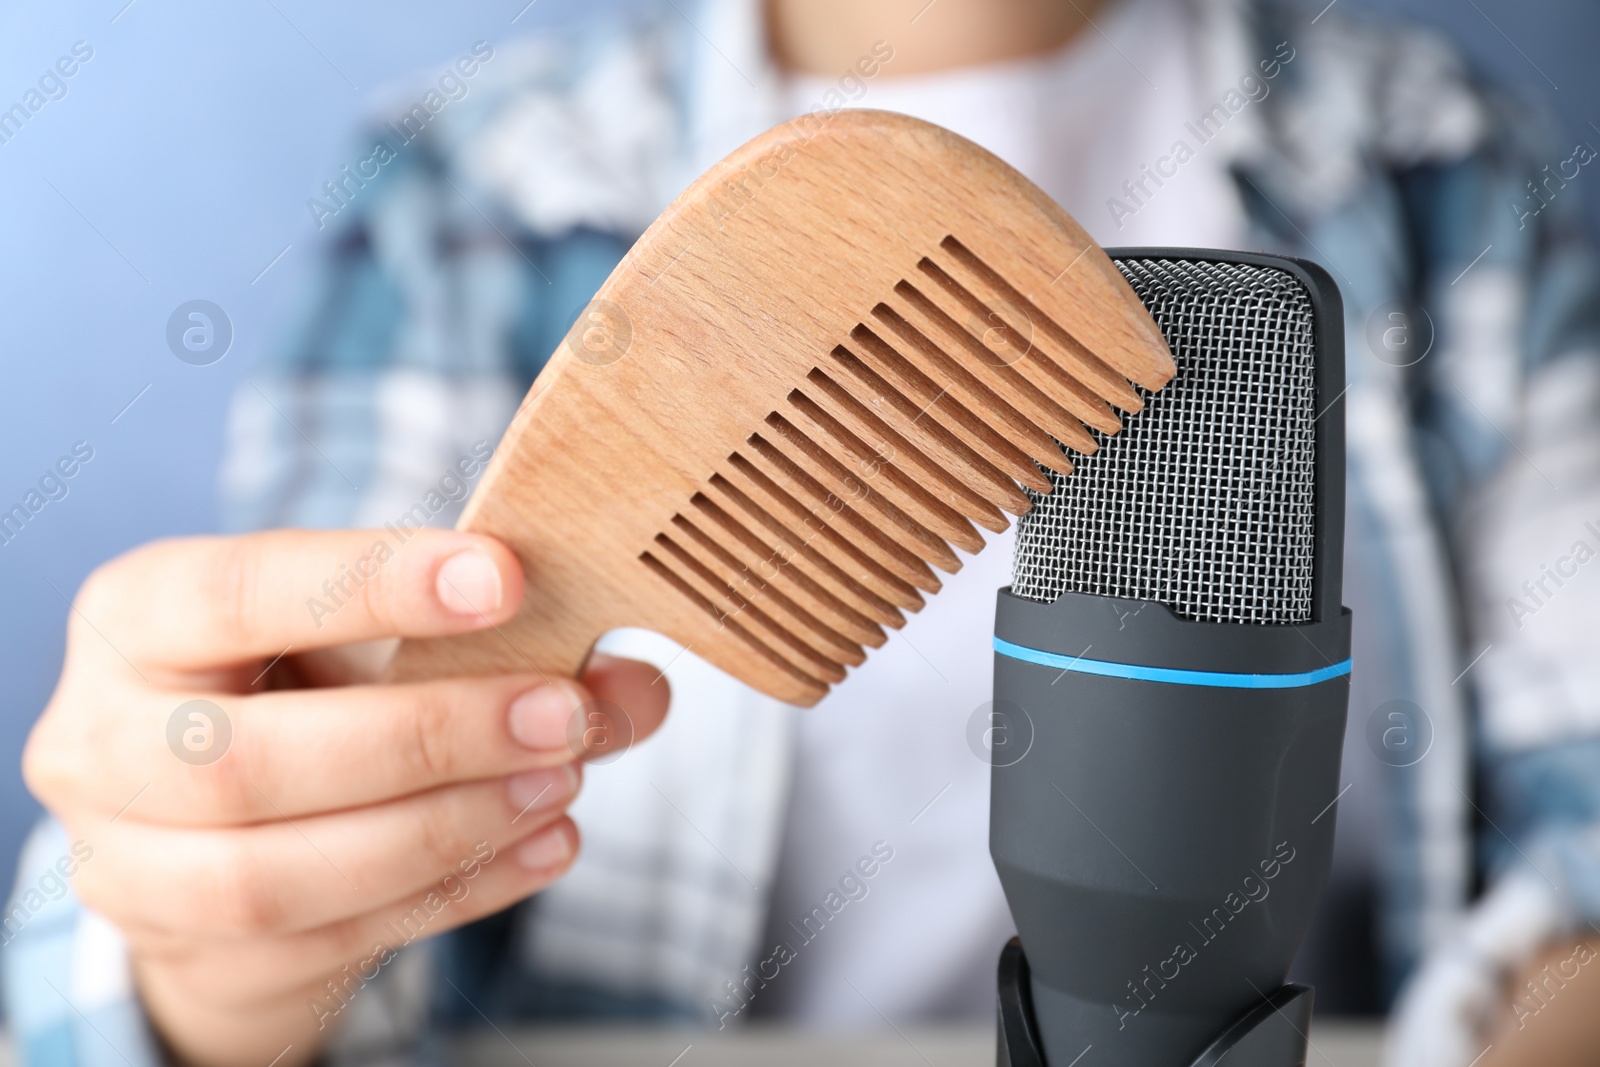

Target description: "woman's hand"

left=23, top=529, right=669, bottom=1067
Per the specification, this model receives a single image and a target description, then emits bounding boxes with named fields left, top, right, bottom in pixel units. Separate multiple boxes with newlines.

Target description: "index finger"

left=75, top=528, right=525, bottom=671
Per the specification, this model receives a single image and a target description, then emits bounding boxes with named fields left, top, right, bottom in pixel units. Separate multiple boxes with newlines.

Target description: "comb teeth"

left=640, top=236, right=1145, bottom=692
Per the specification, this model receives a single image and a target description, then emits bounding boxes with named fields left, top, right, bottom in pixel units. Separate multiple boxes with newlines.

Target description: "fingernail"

left=508, top=683, right=581, bottom=751
left=507, top=765, right=579, bottom=814
left=516, top=826, right=574, bottom=871
left=436, top=549, right=502, bottom=617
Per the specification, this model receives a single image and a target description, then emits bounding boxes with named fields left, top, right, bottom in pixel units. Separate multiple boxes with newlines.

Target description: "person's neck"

left=765, top=0, right=1107, bottom=78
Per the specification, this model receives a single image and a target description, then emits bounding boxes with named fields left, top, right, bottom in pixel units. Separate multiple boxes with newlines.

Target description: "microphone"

left=988, top=250, right=1352, bottom=1067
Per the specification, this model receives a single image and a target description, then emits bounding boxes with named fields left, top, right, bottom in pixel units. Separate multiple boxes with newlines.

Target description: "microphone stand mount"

left=996, top=939, right=1314, bottom=1067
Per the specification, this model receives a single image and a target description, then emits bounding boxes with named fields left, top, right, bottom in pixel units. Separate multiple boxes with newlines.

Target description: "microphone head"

left=1011, top=251, right=1345, bottom=624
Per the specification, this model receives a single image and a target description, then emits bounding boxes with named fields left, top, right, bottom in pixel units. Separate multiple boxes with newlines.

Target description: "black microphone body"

left=989, top=251, right=1351, bottom=1067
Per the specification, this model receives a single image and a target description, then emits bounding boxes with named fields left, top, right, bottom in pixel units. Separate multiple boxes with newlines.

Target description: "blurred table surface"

left=445, top=1022, right=1384, bottom=1066
left=0, top=1022, right=1383, bottom=1065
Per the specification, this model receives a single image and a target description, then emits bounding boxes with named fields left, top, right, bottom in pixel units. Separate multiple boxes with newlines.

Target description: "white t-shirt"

left=757, top=0, right=1252, bottom=1023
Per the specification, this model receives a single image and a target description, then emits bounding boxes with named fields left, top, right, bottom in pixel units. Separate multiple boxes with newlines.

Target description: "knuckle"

left=70, top=561, right=115, bottom=620
left=398, top=686, right=460, bottom=785
left=73, top=538, right=173, bottom=630
left=204, top=537, right=267, bottom=651
left=195, top=735, right=257, bottom=818
left=20, top=721, right=65, bottom=803
left=331, top=546, right=404, bottom=635
left=69, top=559, right=132, bottom=645
left=413, top=792, right=472, bottom=878
left=20, top=738, right=72, bottom=808
left=21, top=707, right=89, bottom=808
left=353, top=569, right=404, bottom=634
left=199, top=846, right=284, bottom=935
left=316, top=912, right=380, bottom=962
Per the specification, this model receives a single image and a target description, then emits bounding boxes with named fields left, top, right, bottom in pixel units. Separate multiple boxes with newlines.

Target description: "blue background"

left=0, top=0, right=1595, bottom=931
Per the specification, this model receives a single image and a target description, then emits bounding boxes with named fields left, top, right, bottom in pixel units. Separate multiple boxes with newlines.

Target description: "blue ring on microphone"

left=993, top=636, right=1353, bottom=689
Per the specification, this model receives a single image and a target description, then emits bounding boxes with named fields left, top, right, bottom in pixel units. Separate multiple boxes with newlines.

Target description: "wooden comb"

left=387, top=109, right=1173, bottom=706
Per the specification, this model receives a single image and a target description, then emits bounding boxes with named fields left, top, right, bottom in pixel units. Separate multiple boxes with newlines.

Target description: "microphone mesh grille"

left=1012, top=257, right=1318, bottom=623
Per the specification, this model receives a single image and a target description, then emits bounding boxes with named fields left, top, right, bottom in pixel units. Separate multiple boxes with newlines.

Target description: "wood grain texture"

left=387, top=109, right=1174, bottom=706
